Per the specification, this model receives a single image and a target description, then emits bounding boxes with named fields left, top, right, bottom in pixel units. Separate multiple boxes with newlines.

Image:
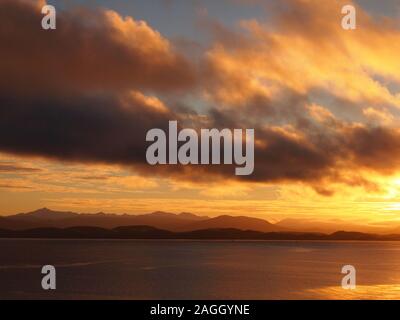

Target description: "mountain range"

left=0, top=225, right=400, bottom=241
left=0, top=208, right=399, bottom=236
left=0, top=208, right=287, bottom=233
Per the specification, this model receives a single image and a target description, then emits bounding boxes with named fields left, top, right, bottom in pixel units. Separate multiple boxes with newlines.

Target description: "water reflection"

left=305, top=284, right=400, bottom=299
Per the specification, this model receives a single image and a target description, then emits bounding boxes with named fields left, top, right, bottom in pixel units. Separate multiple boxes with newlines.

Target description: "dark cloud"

left=0, top=92, right=175, bottom=166
left=345, top=126, right=400, bottom=173
left=0, top=164, right=41, bottom=173
left=1, top=0, right=400, bottom=195
left=202, top=105, right=400, bottom=192
left=0, top=0, right=196, bottom=95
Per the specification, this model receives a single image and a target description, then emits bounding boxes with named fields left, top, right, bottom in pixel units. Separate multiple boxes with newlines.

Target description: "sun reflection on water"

left=305, top=284, right=400, bottom=300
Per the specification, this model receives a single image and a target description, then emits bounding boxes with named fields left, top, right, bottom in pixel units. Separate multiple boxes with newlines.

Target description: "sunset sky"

left=2, top=0, right=400, bottom=225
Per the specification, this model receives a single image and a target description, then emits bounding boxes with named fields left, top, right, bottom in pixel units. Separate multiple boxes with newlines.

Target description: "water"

left=1, top=239, right=400, bottom=299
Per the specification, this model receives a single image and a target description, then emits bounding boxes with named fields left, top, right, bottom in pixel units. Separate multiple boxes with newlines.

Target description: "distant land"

left=1, top=225, right=400, bottom=241
left=0, top=208, right=400, bottom=240
left=0, top=208, right=286, bottom=233
left=1, top=208, right=399, bottom=234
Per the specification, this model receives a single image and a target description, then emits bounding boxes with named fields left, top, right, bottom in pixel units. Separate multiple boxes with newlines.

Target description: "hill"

left=179, top=215, right=286, bottom=233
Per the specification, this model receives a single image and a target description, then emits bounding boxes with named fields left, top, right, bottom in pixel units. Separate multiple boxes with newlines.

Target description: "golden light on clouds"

left=1, top=0, right=400, bottom=228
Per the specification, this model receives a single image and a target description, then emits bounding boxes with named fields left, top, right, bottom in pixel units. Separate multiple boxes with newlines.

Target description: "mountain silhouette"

left=2, top=208, right=208, bottom=231
left=178, top=215, right=286, bottom=233
left=0, top=226, right=399, bottom=241
left=12, top=208, right=79, bottom=220
left=2, top=208, right=398, bottom=235
left=275, top=218, right=391, bottom=234
left=0, top=208, right=285, bottom=232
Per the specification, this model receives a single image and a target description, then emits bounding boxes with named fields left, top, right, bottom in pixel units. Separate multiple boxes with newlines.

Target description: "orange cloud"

left=2, top=0, right=400, bottom=199
left=0, top=0, right=196, bottom=95
left=204, top=0, right=400, bottom=110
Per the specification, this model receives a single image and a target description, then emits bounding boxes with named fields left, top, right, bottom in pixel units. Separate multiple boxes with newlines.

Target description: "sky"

left=1, top=0, right=400, bottom=225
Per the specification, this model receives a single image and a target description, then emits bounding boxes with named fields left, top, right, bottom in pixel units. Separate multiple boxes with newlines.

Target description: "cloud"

left=0, top=163, right=41, bottom=173
left=0, top=90, right=175, bottom=166
left=0, top=0, right=196, bottom=95
left=203, top=0, right=400, bottom=110
left=2, top=0, right=400, bottom=196
left=0, top=0, right=188, bottom=175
